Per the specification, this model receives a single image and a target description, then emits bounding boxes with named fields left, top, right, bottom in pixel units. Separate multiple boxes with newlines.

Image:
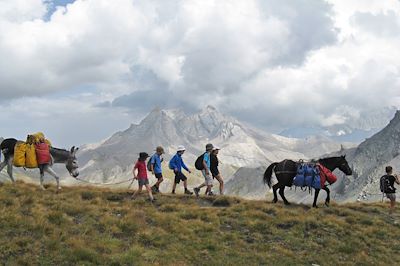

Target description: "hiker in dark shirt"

left=210, top=146, right=224, bottom=195
left=383, top=166, right=400, bottom=215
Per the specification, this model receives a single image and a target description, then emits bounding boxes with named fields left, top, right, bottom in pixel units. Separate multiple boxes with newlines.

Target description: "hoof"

left=284, top=201, right=291, bottom=206
left=313, top=205, right=318, bottom=208
left=325, top=202, right=330, bottom=207
left=272, top=199, right=278, bottom=204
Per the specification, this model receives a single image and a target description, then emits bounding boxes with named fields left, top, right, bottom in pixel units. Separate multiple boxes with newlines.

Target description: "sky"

left=0, top=0, right=400, bottom=147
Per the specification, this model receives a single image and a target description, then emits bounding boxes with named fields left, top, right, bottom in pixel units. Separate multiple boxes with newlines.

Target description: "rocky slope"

left=226, top=110, right=400, bottom=203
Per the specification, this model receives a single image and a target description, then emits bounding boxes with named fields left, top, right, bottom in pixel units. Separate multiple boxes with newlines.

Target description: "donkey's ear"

left=70, top=146, right=75, bottom=153
left=342, top=154, right=346, bottom=158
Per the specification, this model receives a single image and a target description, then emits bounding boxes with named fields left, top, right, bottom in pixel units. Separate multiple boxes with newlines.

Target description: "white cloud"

left=0, top=0, right=399, bottom=145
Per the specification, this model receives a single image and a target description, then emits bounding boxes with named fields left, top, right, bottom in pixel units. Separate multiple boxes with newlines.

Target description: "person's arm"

left=203, top=159, right=210, bottom=175
left=395, top=174, right=400, bottom=185
left=182, top=160, right=191, bottom=173
left=133, top=163, right=138, bottom=179
left=203, top=153, right=210, bottom=174
left=150, top=156, right=155, bottom=174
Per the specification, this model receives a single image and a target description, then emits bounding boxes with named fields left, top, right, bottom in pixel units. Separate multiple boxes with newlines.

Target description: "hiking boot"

left=150, top=198, right=157, bottom=203
left=184, top=189, right=193, bottom=195
left=194, top=187, right=200, bottom=197
left=151, top=185, right=158, bottom=193
left=208, top=191, right=215, bottom=196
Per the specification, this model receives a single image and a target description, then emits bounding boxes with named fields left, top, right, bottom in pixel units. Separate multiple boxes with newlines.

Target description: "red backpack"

left=35, top=143, right=51, bottom=164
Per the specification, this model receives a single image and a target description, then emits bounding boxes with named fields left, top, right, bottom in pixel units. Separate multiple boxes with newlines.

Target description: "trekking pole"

left=128, top=178, right=135, bottom=189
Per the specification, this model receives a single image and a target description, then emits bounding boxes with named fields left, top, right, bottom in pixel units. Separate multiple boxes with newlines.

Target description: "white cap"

left=177, top=145, right=186, bottom=151
left=213, top=146, right=220, bottom=150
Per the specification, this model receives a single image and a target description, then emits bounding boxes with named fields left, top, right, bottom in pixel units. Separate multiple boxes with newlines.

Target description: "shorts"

left=174, top=171, right=187, bottom=184
left=201, top=170, right=213, bottom=186
left=155, top=173, right=163, bottom=180
left=138, top=178, right=149, bottom=186
left=386, top=193, right=396, bottom=201
left=211, top=170, right=220, bottom=178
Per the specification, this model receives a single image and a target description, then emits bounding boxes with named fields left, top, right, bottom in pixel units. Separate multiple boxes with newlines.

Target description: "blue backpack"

left=293, top=163, right=322, bottom=189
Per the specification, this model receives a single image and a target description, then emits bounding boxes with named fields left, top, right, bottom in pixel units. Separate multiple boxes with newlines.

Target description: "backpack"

left=147, top=155, right=163, bottom=171
left=147, top=155, right=154, bottom=171
left=380, top=175, right=392, bottom=193
left=195, top=153, right=205, bottom=170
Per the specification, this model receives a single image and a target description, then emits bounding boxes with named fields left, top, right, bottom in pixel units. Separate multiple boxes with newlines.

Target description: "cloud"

left=0, top=0, right=399, bottom=146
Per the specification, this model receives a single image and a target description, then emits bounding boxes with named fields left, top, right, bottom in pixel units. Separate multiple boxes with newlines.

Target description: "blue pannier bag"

left=293, top=163, right=306, bottom=187
left=293, top=163, right=322, bottom=189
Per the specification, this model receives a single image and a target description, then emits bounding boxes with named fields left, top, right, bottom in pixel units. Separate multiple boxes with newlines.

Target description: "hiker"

left=150, top=146, right=165, bottom=193
left=211, top=146, right=224, bottom=195
left=194, top=143, right=214, bottom=196
left=381, top=166, right=400, bottom=215
left=132, top=152, right=155, bottom=202
left=169, top=146, right=193, bottom=195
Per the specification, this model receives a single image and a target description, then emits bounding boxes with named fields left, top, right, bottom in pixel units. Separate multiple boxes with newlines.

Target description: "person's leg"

left=389, top=198, right=396, bottom=215
left=145, top=184, right=154, bottom=201
left=132, top=184, right=143, bottom=199
left=152, top=174, right=163, bottom=192
left=181, top=173, right=193, bottom=194
left=215, top=175, right=224, bottom=195
left=172, top=172, right=179, bottom=193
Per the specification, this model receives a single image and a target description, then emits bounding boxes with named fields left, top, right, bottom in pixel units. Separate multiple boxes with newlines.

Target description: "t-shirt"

left=134, top=160, right=148, bottom=180
left=150, top=154, right=162, bottom=174
left=203, top=152, right=211, bottom=169
left=386, top=175, right=397, bottom=193
left=210, top=153, right=219, bottom=176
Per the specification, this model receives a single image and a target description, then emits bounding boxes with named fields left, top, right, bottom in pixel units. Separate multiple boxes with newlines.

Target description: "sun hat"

left=156, top=146, right=165, bottom=154
left=177, top=145, right=186, bottom=152
left=139, top=152, right=149, bottom=160
left=212, top=146, right=220, bottom=151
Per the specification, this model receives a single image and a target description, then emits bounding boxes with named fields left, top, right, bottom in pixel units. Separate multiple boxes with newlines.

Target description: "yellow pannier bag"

left=31, top=132, right=52, bottom=146
left=13, top=142, right=26, bottom=167
left=25, top=144, right=38, bottom=168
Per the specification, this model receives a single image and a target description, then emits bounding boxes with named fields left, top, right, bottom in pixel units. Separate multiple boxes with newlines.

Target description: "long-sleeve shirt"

left=169, top=153, right=189, bottom=172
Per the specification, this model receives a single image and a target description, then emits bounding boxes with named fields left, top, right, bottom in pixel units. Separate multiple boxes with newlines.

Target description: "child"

left=210, top=146, right=224, bottom=195
left=150, top=146, right=165, bottom=193
left=169, top=146, right=193, bottom=194
left=132, top=152, right=155, bottom=202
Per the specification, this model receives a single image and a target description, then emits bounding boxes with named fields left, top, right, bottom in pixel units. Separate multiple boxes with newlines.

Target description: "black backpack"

left=195, top=153, right=205, bottom=170
left=147, top=155, right=154, bottom=171
left=380, top=175, right=392, bottom=193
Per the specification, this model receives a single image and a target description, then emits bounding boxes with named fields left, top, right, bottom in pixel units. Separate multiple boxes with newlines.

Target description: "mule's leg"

left=44, top=166, right=61, bottom=191
left=0, top=159, right=7, bottom=172
left=0, top=159, right=8, bottom=184
left=279, top=186, right=290, bottom=205
left=6, top=158, right=15, bottom=183
left=324, top=187, right=331, bottom=207
left=313, top=189, right=320, bottom=208
left=272, top=184, right=279, bottom=203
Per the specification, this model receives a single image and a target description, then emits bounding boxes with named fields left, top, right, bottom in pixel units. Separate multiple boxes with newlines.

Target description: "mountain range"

left=76, top=106, right=351, bottom=187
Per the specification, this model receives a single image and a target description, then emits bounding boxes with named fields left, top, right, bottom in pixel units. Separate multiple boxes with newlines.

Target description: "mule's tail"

left=263, top=162, right=278, bottom=188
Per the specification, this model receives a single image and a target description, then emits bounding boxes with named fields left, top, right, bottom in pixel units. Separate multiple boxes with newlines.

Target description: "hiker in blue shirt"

left=194, top=143, right=214, bottom=196
left=150, top=146, right=165, bottom=193
left=169, top=145, right=193, bottom=195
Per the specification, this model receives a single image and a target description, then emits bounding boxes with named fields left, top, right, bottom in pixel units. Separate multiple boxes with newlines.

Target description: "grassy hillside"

left=0, top=181, right=399, bottom=265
